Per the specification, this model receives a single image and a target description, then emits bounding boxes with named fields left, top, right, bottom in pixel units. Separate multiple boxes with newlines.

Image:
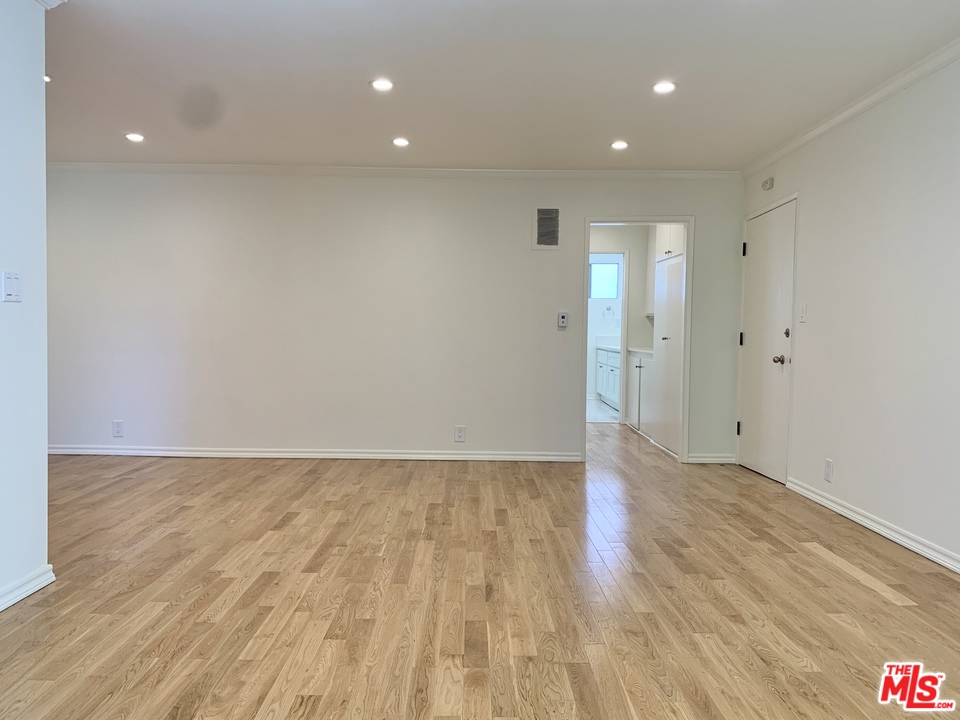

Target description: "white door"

left=739, top=200, right=797, bottom=483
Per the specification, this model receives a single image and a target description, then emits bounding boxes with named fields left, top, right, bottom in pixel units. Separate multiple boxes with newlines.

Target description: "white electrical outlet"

left=824, top=458, right=834, bottom=483
left=112, top=420, right=124, bottom=438
left=454, top=425, right=466, bottom=443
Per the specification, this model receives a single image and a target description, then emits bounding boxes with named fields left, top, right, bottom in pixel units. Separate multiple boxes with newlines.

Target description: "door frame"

left=736, top=193, right=800, bottom=477
left=581, top=216, right=696, bottom=463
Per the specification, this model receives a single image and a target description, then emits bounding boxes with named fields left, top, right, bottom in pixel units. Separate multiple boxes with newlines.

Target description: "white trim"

left=788, top=479, right=960, bottom=575
left=743, top=37, right=960, bottom=177
left=0, top=565, right=55, bottom=613
left=47, top=163, right=741, bottom=182
left=686, top=454, right=737, bottom=464
left=580, top=221, right=592, bottom=462
left=619, top=248, right=629, bottom=425
left=679, top=219, right=694, bottom=464
left=33, top=0, right=67, bottom=8
left=48, top=445, right=583, bottom=463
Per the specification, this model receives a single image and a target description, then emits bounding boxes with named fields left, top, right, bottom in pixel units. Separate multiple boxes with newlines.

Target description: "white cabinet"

left=645, top=235, right=657, bottom=315
left=655, top=224, right=685, bottom=263
left=638, top=354, right=657, bottom=435
left=596, top=348, right=620, bottom=412
left=626, top=352, right=642, bottom=428
left=661, top=257, right=684, bottom=453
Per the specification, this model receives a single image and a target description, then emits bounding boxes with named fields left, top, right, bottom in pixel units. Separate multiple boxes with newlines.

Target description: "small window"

left=589, top=263, right=619, bottom=299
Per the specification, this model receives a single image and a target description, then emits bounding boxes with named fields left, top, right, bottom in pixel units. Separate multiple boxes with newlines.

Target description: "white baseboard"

left=787, top=478, right=960, bottom=575
left=686, top=454, right=737, bottom=464
left=0, top=565, right=56, bottom=613
left=49, top=445, right=583, bottom=463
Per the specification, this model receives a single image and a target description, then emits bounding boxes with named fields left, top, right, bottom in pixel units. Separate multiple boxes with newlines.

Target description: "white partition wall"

left=47, top=168, right=743, bottom=462
left=0, top=0, right=55, bottom=611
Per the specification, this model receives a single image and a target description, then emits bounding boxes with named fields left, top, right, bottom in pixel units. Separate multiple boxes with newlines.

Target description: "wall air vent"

left=533, top=208, right=560, bottom=250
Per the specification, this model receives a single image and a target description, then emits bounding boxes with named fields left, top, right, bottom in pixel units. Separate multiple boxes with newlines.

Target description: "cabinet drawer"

left=606, top=351, right=620, bottom=369
left=597, top=349, right=608, bottom=364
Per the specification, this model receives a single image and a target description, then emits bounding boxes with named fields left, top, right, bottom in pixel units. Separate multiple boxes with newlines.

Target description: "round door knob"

left=772, top=355, right=786, bottom=365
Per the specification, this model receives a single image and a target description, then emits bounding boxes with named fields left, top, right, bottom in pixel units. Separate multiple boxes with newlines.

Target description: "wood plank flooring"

left=2, top=423, right=959, bottom=719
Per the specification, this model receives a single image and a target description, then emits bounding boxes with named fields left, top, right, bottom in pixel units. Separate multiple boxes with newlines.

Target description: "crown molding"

left=46, top=162, right=741, bottom=181
left=743, top=37, right=960, bottom=178
left=33, top=0, right=67, bottom=9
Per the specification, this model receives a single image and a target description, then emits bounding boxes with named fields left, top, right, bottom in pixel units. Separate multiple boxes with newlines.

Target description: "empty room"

left=3, top=0, right=960, bottom=718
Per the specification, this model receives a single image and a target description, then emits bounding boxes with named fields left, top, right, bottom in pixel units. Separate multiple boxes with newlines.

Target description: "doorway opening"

left=584, top=220, right=691, bottom=460
left=586, top=252, right=624, bottom=423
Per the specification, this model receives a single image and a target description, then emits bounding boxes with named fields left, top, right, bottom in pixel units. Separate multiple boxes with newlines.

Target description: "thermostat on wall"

left=1, top=272, right=21, bottom=303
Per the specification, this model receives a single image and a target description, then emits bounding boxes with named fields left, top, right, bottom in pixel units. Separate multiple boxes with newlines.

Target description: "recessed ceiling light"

left=44, top=75, right=51, bottom=83
left=393, top=137, right=410, bottom=147
left=125, top=133, right=145, bottom=143
left=611, top=140, right=629, bottom=150
left=653, top=80, right=677, bottom=95
left=371, top=78, right=394, bottom=92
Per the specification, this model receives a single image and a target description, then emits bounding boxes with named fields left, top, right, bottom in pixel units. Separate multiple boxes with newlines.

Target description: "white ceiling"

left=45, top=0, right=960, bottom=170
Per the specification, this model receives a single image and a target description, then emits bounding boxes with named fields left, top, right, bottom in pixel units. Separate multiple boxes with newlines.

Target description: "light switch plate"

left=557, top=312, right=569, bottom=328
left=2, top=272, right=22, bottom=303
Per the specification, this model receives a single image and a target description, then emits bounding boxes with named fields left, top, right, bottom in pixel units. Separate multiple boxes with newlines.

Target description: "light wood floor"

left=1, top=425, right=959, bottom=719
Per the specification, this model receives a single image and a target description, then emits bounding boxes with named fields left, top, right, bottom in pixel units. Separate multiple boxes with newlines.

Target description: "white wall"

left=48, top=168, right=743, bottom=460
left=745, top=57, right=960, bottom=568
left=0, top=0, right=55, bottom=611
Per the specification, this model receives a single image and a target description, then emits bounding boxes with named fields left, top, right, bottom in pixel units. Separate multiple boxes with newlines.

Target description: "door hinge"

left=739, top=332, right=743, bottom=346
left=742, top=242, right=747, bottom=257
left=736, top=421, right=741, bottom=436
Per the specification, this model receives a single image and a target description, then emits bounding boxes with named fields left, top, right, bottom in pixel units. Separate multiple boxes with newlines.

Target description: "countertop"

left=596, top=344, right=654, bottom=356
